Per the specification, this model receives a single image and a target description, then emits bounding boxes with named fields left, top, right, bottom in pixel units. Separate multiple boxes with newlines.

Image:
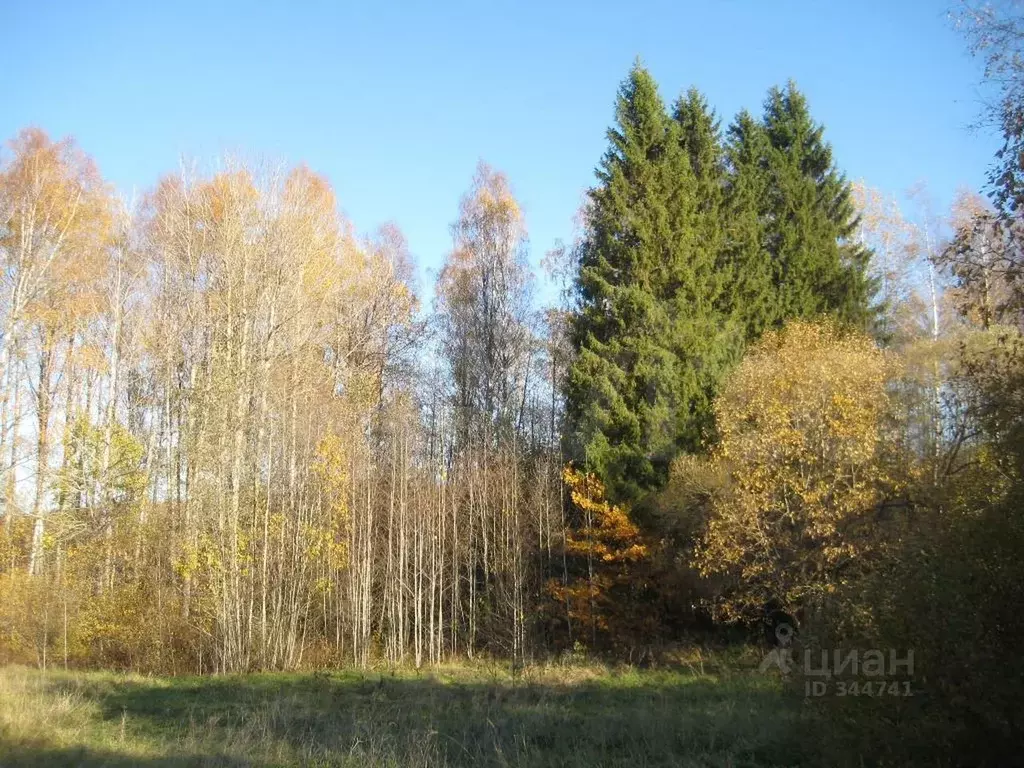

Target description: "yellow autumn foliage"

left=561, top=466, right=648, bottom=563
left=547, top=466, right=651, bottom=648
left=695, top=320, right=912, bottom=621
left=313, top=432, right=350, bottom=569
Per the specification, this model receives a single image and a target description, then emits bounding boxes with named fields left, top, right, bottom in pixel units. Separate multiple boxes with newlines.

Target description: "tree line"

left=2, top=28, right=1023, bottom=761
left=0, top=140, right=564, bottom=672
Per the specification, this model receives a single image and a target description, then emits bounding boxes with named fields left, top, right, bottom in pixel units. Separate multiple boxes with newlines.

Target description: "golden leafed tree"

left=695, top=320, right=912, bottom=622
left=547, top=465, right=650, bottom=650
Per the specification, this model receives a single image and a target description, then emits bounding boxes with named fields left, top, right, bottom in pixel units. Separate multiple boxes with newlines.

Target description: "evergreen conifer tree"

left=722, top=109, right=777, bottom=340
left=566, top=66, right=734, bottom=501
left=674, top=88, right=725, bottom=269
left=759, top=83, right=875, bottom=327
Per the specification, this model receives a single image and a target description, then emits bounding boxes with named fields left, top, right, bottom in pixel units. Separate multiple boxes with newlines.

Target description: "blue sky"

left=2, top=1, right=998, bottom=303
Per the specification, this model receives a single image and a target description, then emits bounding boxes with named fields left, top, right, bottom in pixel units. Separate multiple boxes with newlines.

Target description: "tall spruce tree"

left=674, top=88, right=725, bottom=264
left=671, top=86, right=743, bottom=431
left=722, top=109, right=777, bottom=341
left=566, top=66, right=733, bottom=502
left=759, top=83, right=875, bottom=327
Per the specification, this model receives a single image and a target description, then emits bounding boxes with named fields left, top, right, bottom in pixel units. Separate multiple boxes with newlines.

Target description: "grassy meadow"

left=0, top=652, right=812, bottom=767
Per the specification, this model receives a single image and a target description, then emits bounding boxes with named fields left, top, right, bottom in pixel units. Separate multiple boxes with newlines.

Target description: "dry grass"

left=0, top=655, right=806, bottom=767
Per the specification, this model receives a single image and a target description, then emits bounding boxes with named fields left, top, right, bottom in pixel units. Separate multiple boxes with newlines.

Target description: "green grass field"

left=0, top=652, right=811, bottom=767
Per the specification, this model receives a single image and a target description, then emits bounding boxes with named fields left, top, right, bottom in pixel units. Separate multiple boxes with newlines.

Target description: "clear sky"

left=2, top=0, right=999, bottom=303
